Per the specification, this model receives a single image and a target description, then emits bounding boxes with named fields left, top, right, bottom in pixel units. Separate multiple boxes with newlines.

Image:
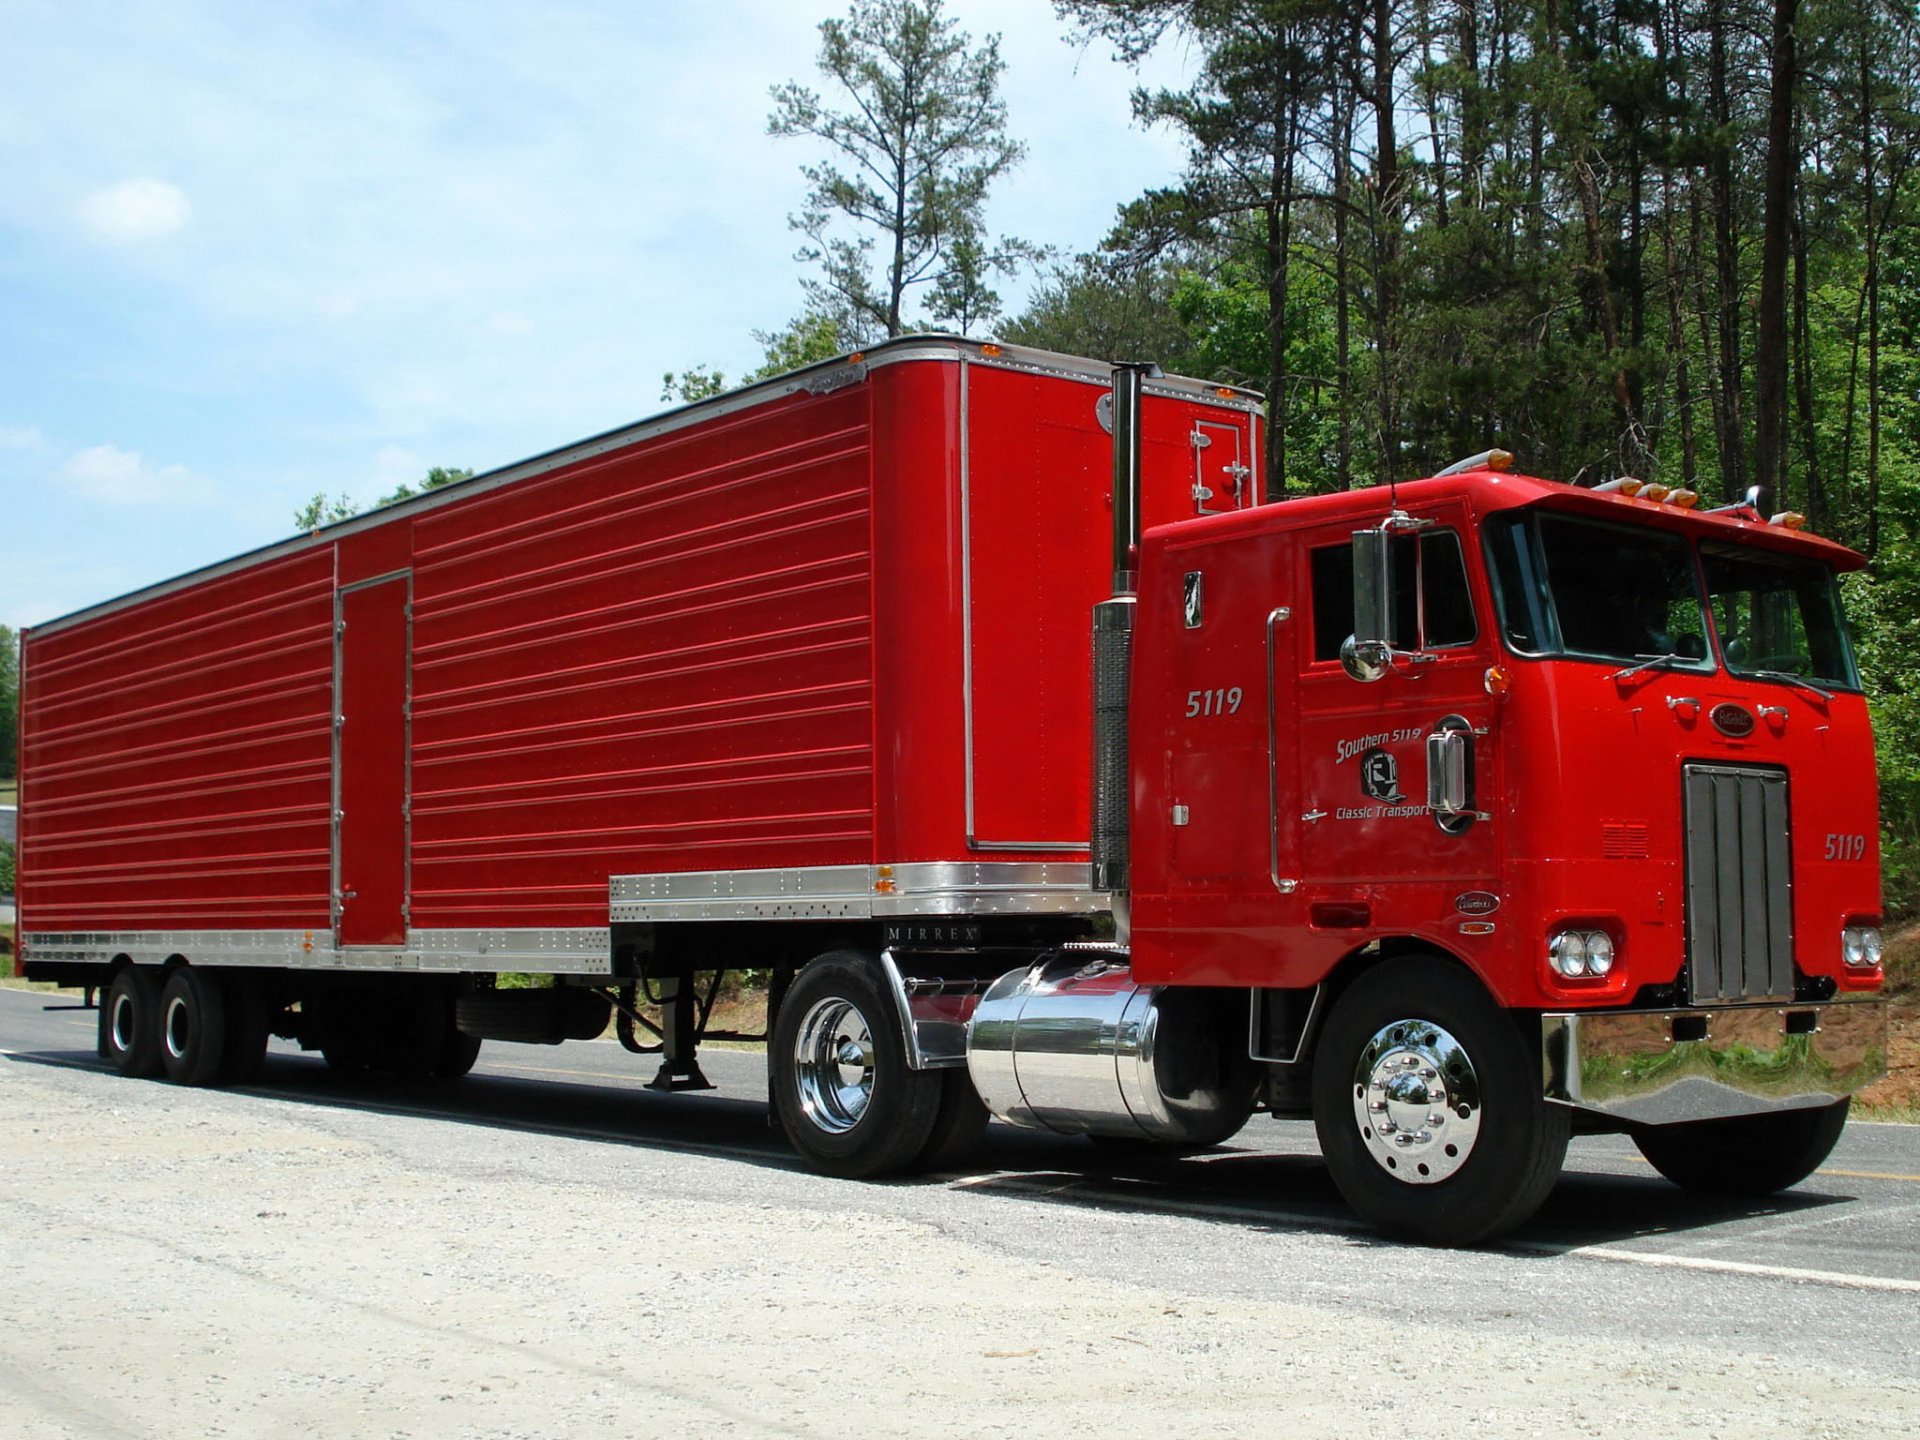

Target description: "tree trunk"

left=1750, top=0, right=1799, bottom=509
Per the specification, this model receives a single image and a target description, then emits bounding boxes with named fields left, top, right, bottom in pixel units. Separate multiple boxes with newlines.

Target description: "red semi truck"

left=16, top=337, right=1889, bottom=1244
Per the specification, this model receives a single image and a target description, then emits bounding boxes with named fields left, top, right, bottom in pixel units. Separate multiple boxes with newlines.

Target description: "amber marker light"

left=875, top=863, right=896, bottom=895
left=1484, top=665, right=1511, bottom=697
left=1668, top=489, right=1699, bottom=509
left=1640, top=483, right=1672, bottom=502
left=1594, top=477, right=1644, bottom=496
left=1486, top=448, right=1514, bottom=471
left=1771, top=511, right=1808, bottom=530
left=979, top=343, right=1002, bottom=357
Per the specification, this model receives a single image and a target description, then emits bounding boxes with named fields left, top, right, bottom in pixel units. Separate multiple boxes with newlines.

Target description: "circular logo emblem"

left=1711, top=703, right=1756, bottom=738
left=1454, top=891, right=1501, bottom=916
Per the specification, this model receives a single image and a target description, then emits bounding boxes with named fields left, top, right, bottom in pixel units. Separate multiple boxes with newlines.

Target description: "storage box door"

left=333, top=574, right=411, bottom=946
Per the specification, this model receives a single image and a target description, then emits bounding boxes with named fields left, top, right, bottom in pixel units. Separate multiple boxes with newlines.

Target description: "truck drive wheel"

left=104, top=966, right=165, bottom=1078
left=159, top=967, right=228, bottom=1087
left=1632, top=1099, right=1849, bottom=1196
left=771, top=951, right=942, bottom=1178
left=1311, top=956, right=1570, bottom=1246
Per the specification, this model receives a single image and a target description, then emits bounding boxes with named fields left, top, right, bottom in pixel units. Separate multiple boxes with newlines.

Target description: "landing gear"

left=1312, top=956, right=1569, bottom=1246
left=1633, top=1099, right=1849, bottom=1196
left=771, top=951, right=942, bottom=1178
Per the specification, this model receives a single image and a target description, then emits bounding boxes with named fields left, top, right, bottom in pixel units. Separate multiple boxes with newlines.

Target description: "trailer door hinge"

left=1302, top=809, right=1327, bottom=823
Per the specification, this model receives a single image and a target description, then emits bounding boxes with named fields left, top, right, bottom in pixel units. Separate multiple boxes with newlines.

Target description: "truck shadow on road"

left=9, top=1043, right=1850, bottom=1254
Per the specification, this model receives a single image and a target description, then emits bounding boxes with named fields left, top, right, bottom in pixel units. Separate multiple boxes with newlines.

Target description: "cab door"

left=1290, top=510, right=1500, bottom=918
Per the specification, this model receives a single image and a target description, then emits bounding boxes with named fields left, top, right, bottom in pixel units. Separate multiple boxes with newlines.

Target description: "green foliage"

left=377, top=465, right=474, bottom=508
left=661, top=367, right=730, bottom=405
left=0, top=840, right=12, bottom=895
left=769, top=0, right=1030, bottom=338
left=292, top=467, right=473, bottom=529
left=749, top=311, right=848, bottom=380
left=0, top=625, right=17, bottom=784
left=293, top=493, right=359, bottom=531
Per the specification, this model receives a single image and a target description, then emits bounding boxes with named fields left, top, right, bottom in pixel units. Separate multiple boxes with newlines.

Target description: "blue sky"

left=0, top=1, right=1196, bottom=632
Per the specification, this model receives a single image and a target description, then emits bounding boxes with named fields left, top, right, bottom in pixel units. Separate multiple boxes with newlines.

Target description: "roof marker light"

left=1595, top=477, right=1644, bottom=496
left=1668, top=489, right=1699, bottom=509
left=1771, top=511, right=1807, bottom=530
left=979, top=343, right=1002, bottom=357
left=1640, top=483, right=1672, bottom=502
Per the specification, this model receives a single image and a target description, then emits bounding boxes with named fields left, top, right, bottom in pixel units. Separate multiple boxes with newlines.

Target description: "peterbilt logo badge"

left=1711, top=703, right=1756, bottom=738
left=1454, top=892, right=1501, bottom=916
left=1359, top=748, right=1406, bottom=803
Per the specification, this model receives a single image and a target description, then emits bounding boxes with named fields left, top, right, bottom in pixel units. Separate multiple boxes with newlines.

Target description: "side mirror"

left=1351, top=528, right=1392, bottom=646
left=1342, top=527, right=1394, bottom=683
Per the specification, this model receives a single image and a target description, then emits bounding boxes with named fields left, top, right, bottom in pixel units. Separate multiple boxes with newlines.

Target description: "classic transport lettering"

left=1335, top=727, right=1425, bottom=763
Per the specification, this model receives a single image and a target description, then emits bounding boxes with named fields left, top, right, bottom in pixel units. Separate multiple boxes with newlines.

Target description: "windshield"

left=1484, top=510, right=1860, bottom=689
left=1485, top=512, right=1712, bottom=667
left=1700, top=541, right=1859, bottom=688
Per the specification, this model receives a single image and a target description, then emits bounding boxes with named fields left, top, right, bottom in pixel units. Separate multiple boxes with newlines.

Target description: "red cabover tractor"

left=1107, top=434, right=1888, bottom=1241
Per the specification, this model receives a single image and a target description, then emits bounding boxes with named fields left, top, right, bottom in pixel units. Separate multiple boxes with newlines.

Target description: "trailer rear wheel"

left=1632, top=1098, right=1850, bottom=1196
left=771, top=951, right=941, bottom=1178
left=104, top=966, right=164, bottom=1079
left=160, top=968, right=228, bottom=1087
left=1311, top=956, right=1569, bottom=1246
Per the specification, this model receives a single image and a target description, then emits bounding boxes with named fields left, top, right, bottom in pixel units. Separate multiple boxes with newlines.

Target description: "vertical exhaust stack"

left=1092, top=363, right=1153, bottom=915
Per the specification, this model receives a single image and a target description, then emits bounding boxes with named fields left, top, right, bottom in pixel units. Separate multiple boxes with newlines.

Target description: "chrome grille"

left=1682, top=764, right=1793, bottom=1003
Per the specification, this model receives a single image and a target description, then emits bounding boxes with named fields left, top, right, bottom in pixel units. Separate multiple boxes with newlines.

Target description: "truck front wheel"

left=1632, top=1099, right=1849, bottom=1196
left=1311, top=957, right=1569, bottom=1246
left=771, top=951, right=941, bottom=1178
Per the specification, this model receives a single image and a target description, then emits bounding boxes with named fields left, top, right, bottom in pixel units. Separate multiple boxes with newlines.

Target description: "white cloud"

left=77, top=178, right=191, bottom=244
left=57, top=444, right=213, bottom=506
left=0, top=425, right=45, bottom=452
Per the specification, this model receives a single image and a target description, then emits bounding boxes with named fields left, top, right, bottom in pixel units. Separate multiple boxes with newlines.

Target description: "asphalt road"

left=4, top=982, right=1919, bottom=1435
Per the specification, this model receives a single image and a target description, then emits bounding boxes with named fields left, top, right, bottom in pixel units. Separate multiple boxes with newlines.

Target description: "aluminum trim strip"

left=28, top=339, right=1261, bottom=639
left=608, top=862, right=1105, bottom=922
left=1541, top=1001, right=1887, bottom=1123
left=21, top=928, right=612, bottom=975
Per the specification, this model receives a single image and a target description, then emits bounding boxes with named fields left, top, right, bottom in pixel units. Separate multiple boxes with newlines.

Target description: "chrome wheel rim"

left=792, top=997, right=876, bottom=1134
left=163, top=994, right=191, bottom=1061
left=1351, top=1020, right=1482, bottom=1184
left=111, top=992, right=138, bottom=1054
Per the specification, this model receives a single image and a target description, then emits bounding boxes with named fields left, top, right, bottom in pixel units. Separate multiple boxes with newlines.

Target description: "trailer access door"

left=333, top=573, right=411, bottom=946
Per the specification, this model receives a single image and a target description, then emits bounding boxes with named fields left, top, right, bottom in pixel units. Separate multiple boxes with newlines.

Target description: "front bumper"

left=1542, top=999, right=1888, bottom=1125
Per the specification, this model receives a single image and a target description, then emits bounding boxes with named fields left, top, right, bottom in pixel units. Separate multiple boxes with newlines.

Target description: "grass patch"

left=1853, top=1099, right=1920, bottom=1124
left=0, top=780, right=16, bottom=806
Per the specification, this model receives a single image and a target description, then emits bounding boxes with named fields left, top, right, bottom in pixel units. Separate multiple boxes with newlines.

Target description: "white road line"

left=1506, top=1242, right=1920, bottom=1294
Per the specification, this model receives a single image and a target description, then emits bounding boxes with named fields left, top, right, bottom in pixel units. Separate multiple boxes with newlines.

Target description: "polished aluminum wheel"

left=792, top=996, right=877, bottom=1134
left=1351, top=1019, right=1482, bottom=1184
left=163, top=995, right=193, bottom=1062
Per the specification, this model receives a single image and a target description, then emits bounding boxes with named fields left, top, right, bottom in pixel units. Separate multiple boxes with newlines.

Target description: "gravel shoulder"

left=4, top=1050, right=1918, bottom=1440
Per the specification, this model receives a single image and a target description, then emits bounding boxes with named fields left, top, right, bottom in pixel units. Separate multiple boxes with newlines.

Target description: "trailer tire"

left=1311, top=956, right=1569, bottom=1246
left=771, top=951, right=941, bottom=1179
left=432, top=1030, right=483, bottom=1079
left=218, top=975, right=273, bottom=1085
left=159, top=967, right=228, bottom=1087
left=104, top=966, right=165, bottom=1078
left=1631, top=1098, right=1849, bottom=1196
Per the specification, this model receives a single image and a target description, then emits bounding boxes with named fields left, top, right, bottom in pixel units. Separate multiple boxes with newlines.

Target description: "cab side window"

left=1310, top=529, right=1478, bottom=661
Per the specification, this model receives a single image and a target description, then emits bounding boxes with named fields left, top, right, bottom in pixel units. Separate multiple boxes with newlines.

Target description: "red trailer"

left=17, top=337, right=1890, bottom=1244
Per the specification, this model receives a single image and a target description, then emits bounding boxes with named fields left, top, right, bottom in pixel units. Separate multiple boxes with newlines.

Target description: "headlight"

left=1548, top=929, right=1615, bottom=979
left=1842, top=925, right=1884, bottom=969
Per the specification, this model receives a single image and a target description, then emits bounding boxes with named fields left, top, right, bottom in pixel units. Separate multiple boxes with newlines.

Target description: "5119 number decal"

left=1824, top=833, right=1868, bottom=861
left=1185, top=687, right=1244, bottom=717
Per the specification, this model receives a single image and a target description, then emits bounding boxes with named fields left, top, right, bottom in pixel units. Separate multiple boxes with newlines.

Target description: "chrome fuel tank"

left=966, top=951, right=1255, bottom=1145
